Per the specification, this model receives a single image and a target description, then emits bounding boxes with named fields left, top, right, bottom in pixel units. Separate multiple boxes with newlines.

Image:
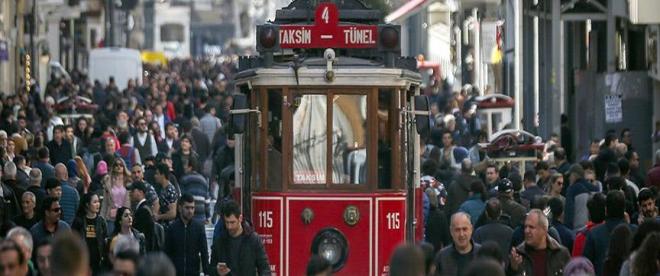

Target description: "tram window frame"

left=375, top=88, right=403, bottom=191
left=264, top=88, right=283, bottom=191
left=286, top=89, right=372, bottom=191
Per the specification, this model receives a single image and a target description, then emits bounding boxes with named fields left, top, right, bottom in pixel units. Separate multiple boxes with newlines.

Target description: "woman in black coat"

left=72, top=192, right=108, bottom=274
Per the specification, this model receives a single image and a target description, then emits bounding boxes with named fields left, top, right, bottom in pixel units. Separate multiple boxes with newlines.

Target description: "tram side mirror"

left=414, top=95, right=431, bottom=136
left=231, top=94, right=248, bottom=134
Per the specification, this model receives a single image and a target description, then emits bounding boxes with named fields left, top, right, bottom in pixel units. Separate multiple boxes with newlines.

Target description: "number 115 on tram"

left=228, top=1, right=431, bottom=275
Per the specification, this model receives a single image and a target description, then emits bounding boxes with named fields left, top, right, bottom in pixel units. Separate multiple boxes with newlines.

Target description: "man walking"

left=165, top=193, right=209, bottom=276
left=434, top=212, right=481, bottom=275
left=210, top=200, right=271, bottom=276
left=508, top=209, right=571, bottom=275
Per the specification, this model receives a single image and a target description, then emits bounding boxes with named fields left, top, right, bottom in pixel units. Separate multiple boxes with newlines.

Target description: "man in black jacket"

left=165, top=193, right=209, bottom=276
left=472, top=198, right=513, bottom=257
left=434, top=212, right=481, bottom=276
left=210, top=200, right=271, bottom=276
left=46, top=125, right=72, bottom=166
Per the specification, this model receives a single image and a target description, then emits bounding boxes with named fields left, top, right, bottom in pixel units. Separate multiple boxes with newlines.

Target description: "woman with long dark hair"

left=108, top=207, right=145, bottom=256
left=72, top=192, right=108, bottom=274
left=603, top=224, right=632, bottom=276
left=631, top=232, right=660, bottom=276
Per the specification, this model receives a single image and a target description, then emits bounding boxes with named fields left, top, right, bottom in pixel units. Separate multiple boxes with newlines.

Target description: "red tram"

left=229, top=1, right=429, bottom=275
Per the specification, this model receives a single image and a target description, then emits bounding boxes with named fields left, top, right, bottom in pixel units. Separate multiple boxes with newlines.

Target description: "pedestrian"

left=464, top=258, right=505, bottom=276
left=32, top=148, right=54, bottom=188
left=71, top=192, right=108, bottom=274
left=565, top=164, right=599, bottom=230
left=389, top=244, right=425, bottom=276
left=153, top=163, right=178, bottom=224
left=508, top=209, right=571, bottom=275
left=520, top=170, right=544, bottom=208
left=563, top=257, right=595, bottom=276
left=617, top=220, right=660, bottom=276
left=171, top=135, right=200, bottom=180
left=50, top=231, right=90, bottom=276
left=26, top=168, right=46, bottom=218
left=630, top=232, right=660, bottom=276
left=0, top=172, right=21, bottom=222
left=100, top=159, right=131, bottom=235
left=209, top=200, right=271, bottom=276
left=178, top=158, right=210, bottom=222
left=13, top=192, right=39, bottom=230
left=472, top=198, right=514, bottom=257
left=34, top=239, right=52, bottom=276
left=633, top=188, right=659, bottom=224
left=496, top=178, right=527, bottom=228
left=548, top=197, right=575, bottom=251
left=128, top=181, right=163, bottom=252
left=113, top=250, right=140, bottom=276
left=5, top=227, right=36, bottom=276
left=131, top=116, right=158, bottom=164
left=165, top=193, right=209, bottom=276
left=29, top=197, right=70, bottom=247
left=46, top=125, right=72, bottom=166
left=54, top=164, right=79, bottom=225
left=572, top=193, right=606, bottom=256
left=136, top=252, right=176, bottom=276
left=458, top=180, right=486, bottom=226
left=108, top=207, right=145, bottom=256
left=645, top=150, right=660, bottom=189
left=602, top=224, right=632, bottom=276
left=0, top=239, right=29, bottom=276
left=583, top=190, right=636, bottom=275
left=434, top=212, right=482, bottom=276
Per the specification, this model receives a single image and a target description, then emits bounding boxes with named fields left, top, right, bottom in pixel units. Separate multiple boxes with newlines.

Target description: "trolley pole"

left=513, top=0, right=522, bottom=130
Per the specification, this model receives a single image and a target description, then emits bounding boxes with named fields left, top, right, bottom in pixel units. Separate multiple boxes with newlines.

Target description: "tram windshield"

left=291, top=92, right=368, bottom=185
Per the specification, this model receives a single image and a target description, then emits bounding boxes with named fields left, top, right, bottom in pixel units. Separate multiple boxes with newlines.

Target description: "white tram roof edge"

left=235, top=59, right=422, bottom=87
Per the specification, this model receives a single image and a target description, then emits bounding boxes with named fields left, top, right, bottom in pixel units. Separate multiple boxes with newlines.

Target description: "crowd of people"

left=1, top=54, right=660, bottom=276
left=0, top=56, right=275, bottom=276
left=384, top=84, right=660, bottom=276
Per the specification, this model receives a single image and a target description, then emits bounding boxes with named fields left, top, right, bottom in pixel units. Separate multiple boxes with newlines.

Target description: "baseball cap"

left=497, top=178, right=514, bottom=193
left=128, top=181, right=147, bottom=193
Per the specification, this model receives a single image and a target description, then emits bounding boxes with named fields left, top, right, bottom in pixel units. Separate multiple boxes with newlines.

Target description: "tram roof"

left=235, top=56, right=421, bottom=88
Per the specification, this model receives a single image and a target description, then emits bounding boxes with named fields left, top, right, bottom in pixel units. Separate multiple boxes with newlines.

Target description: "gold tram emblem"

left=343, top=205, right=360, bottom=226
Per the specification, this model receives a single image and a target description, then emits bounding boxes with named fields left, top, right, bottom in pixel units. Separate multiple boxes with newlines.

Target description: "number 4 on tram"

left=227, top=1, right=431, bottom=275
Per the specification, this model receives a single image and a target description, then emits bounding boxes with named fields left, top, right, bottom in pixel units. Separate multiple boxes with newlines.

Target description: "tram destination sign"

left=277, top=3, right=378, bottom=49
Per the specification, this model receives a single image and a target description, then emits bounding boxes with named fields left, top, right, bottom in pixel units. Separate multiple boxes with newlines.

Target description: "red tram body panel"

left=252, top=193, right=406, bottom=276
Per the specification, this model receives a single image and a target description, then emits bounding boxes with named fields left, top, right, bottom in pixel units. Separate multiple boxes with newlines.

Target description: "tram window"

left=292, top=95, right=327, bottom=184
left=267, top=90, right=283, bottom=190
left=378, top=91, right=394, bottom=189
left=332, top=95, right=367, bottom=184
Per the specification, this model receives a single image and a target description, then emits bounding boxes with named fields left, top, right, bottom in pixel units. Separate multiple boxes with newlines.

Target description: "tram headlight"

left=258, top=26, right=277, bottom=50
left=380, top=26, right=399, bottom=49
left=311, top=228, right=348, bottom=272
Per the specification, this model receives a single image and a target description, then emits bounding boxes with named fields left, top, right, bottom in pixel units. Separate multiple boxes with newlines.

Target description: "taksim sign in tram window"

left=277, top=3, right=379, bottom=49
